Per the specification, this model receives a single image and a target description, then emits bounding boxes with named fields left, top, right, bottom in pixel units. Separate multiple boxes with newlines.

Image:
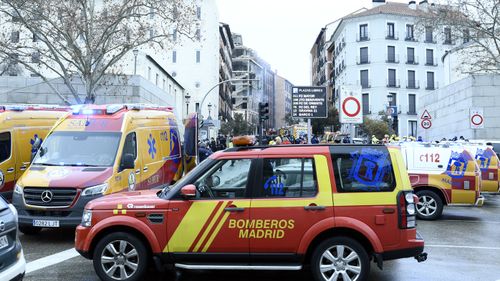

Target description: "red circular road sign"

left=471, top=114, right=483, bottom=126
left=342, top=97, right=361, bottom=118
left=421, top=119, right=432, bottom=129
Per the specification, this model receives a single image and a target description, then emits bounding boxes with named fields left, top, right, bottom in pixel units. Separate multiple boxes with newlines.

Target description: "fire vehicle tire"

left=19, top=226, right=42, bottom=235
left=415, top=190, right=443, bottom=220
left=93, top=232, right=148, bottom=281
left=311, top=237, right=370, bottom=281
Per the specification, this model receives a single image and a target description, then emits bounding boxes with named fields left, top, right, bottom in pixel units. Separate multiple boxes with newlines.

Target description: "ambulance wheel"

left=93, top=232, right=148, bottom=281
left=416, top=190, right=443, bottom=220
left=311, top=237, right=369, bottom=281
left=19, top=226, right=42, bottom=235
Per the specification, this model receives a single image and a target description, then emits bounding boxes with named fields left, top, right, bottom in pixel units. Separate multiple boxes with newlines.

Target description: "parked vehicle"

left=12, top=104, right=192, bottom=234
left=0, top=195, right=26, bottom=281
left=75, top=144, right=426, bottom=281
left=459, top=143, right=500, bottom=193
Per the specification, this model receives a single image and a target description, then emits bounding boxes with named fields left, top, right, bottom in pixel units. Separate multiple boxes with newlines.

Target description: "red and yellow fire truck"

left=75, top=144, right=426, bottom=281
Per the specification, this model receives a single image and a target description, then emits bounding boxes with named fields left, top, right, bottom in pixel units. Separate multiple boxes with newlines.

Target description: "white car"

left=0, top=195, right=26, bottom=281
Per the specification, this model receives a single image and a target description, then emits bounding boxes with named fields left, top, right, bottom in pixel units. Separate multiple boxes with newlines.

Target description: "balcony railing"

left=405, top=35, right=417, bottom=42
left=405, top=55, right=419, bottom=65
left=386, top=31, right=399, bottom=40
left=356, top=56, right=370, bottom=65
left=387, top=79, right=400, bottom=88
left=357, top=32, right=370, bottom=42
left=425, top=58, right=438, bottom=66
left=406, top=80, right=420, bottom=89
left=425, top=81, right=439, bottom=90
left=424, top=36, right=436, bottom=44
left=357, top=80, right=371, bottom=89
left=386, top=54, right=400, bottom=63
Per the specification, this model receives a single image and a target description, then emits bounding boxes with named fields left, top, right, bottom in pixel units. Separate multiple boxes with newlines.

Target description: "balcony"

left=357, top=32, right=370, bottom=42
left=405, top=35, right=417, bottom=42
left=386, top=31, right=399, bottom=40
left=386, top=54, right=400, bottom=64
left=406, top=80, right=420, bottom=89
left=405, top=55, right=419, bottom=65
left=425, top=58, right=438, bottom=66
left=357, top=80, right=371, bottom=89
left=387, top=79, right=400, bottom=88
left=425, top=81, right=439, bottom=90
left=356, top=56, right=370, bottom=65
left=424, top=36, right=437, bottom=44
left=443, top=39, right=454, bottom=45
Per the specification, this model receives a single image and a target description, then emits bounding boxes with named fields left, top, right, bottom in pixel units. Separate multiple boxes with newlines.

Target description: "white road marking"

left=426, top=244, right=500, bottom=250
left=438, top=220, right=500, bottom=224
left=26, top=248, right=80, bottom=274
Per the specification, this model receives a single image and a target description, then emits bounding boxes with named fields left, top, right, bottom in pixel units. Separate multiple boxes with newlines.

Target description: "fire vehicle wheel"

left=416, top=190, right=443, bottom=220
left=93, top=232, right=148, bottom=281
left=311, top=237, right=369, bottom=281
left=19, top=226, right=42, bottom=235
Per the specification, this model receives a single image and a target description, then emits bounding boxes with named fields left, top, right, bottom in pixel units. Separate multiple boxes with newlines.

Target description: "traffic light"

left=259, top=102, right=269, bottom=121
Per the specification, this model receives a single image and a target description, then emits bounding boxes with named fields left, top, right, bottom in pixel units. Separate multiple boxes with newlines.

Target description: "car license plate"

left=0, top=235, right=8, bottom=250
left=33, top=220, right=60, bottom=228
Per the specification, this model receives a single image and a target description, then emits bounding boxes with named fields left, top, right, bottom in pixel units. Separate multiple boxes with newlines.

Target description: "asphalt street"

left=20, top=193, right=500, bottom=281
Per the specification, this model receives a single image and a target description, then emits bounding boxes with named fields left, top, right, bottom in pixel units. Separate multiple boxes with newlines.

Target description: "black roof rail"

left=224, top=143, right=383, bottom=152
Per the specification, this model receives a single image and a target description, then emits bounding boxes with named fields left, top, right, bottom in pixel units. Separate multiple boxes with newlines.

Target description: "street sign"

left=386, top=106, right=398, bottom=117
left=291, top=86, right=327, bottom=118
left=339, top=85, right=363, bottom=124
left=470, top=107, right=484, bottom=129
left=421, top=119, right=432, bottom=130
left=421, top=110, right=432, bottom=120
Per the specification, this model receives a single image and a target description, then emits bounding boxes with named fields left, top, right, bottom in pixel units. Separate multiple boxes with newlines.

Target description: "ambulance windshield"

left=33, top=131, right=121, bottom=167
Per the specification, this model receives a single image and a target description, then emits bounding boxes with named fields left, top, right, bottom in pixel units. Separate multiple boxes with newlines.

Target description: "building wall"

left=274, top=75, right=293, bottom=129
left=218, top=23, right=234, bottom=122
left=418, top=74, right=500, bottom=141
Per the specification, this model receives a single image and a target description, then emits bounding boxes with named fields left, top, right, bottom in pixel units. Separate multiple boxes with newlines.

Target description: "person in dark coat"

left=198, top=143, right=213, bottom=162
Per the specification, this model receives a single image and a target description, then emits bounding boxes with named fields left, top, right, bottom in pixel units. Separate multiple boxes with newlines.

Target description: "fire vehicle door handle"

left=6, top=168, right=14, bottom=173
left=438, top=165, right=443, bottom=168
left=224, top=207, right=244, bottom=212
left=304, top=205, right=326, bottom=211
left=143, top=167, right=148, bottom=172
left=135, top=169, right=141, bottom=174
left=20, top=165, right=27, bottom=171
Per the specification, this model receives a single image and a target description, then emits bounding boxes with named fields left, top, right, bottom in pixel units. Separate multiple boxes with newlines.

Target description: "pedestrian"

left=210, top=137, right=217, bottom=151
left=198, top=143, right=213, bottom=162
left=282, top=137, right=291, bottom=145
left=311, top=135, right=319, bottom=144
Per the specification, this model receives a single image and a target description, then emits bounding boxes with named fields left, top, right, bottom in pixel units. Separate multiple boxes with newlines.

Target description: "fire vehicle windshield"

left=33, top=131, right=121, bottom=167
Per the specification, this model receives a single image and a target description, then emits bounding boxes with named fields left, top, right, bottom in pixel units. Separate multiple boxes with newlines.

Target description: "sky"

left=216, top=0, right=408, bottom=85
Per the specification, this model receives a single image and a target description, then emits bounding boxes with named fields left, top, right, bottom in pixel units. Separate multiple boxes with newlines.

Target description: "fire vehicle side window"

left=193, top=159, right=252, bottom=199
left=0, top=132, right=11, bottom=163
left=256, top=158, right=318, bottom=198
left=122, top=133, right=137, bottom=160
left=331, top=146, right=396, bottom=192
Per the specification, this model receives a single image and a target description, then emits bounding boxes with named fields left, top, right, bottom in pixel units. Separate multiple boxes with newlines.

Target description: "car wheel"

left=19, top=226, right=42, bottom=235
left=311, top=237, right=369, bottom=281
left=416, top=190, right=443, bottom=220
left=93, top=232, right=148, bottom=281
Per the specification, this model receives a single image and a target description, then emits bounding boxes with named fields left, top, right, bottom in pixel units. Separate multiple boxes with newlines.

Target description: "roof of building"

left=343, top=1, right=431, bottom=20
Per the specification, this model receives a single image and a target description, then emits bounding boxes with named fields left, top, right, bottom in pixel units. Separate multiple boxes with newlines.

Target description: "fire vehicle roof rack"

left=225, top=143, right=384, bottom=152
left=123, top=103, right=173, bottom=112
left=0, top=104, right=69, bottom=112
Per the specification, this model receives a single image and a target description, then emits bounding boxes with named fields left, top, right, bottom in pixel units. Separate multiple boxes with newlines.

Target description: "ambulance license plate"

left=33, top=220, right=60, bottom=228
left=0, top=235, right=8, bottom=250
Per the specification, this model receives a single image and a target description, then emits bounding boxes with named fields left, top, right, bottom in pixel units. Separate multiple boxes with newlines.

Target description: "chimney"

left=372, top=0, right=385, bottom=8
left=419, top=0, right=429, bottom=11
left=408, top=0, right=416, bottom=9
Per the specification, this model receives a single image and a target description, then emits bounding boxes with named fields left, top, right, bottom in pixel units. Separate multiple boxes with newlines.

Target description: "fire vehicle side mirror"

left=180, top=184, right=196, bottom=199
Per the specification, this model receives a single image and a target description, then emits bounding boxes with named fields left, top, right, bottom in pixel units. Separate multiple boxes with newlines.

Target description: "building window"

left=196, top=28, right=201, bottom=40
left=426, top=72, right=435, bottom=90
left=444, top=27, right=452, bottom=44
left=172, top=28, right=177, bottom=41
left=155, top=73, right=159, bottom=85
left=162, top=79, right=165, bottom=90
left=147, top=67, right=151, bottom=80
left=196, top=6, right=201, bottom=19
left=463, top=29, right=470, bottom=43
left=407, top=70, right=416, bottom=89
left=32, top=32, right=38, bottom=42
left=359, top=47, right=368, bottom=64
left=388, top=69, right=397, bottom=87
left=387, top=46, right=396, bottom=62
left=195, top=102, right=200, bottom=112
left=359, top=24, right=368, bottom=41
left=169, top=84, right=172, bottom=95
left=11, top=31, right=19, bottom=43
left=172, top=50, right=177, bottom=63
left=426, top=49, right=434, bottom=65
left=360, top=70, right=369, bottom=88
left=406, top=47, right=416, bottom=64
left=408, top=94, right=416, bottom=114
left=362, top=93, right=370, bottom=114
left=388, top=93, right=397, bottom=106
left=31, top=52, right=40, bottom=63
left=409, top=120, right=417, bottom=137
left=405, top=24, right=414, bottom=40
left=149, top=7, right=155, bottom=19
left=425, top=26, right=434, bottom=43
left=387, top=22, right=395, bottom=39
left=149, top=28, right=154, bottom=39
left=196, top=50, right=200, bottom=63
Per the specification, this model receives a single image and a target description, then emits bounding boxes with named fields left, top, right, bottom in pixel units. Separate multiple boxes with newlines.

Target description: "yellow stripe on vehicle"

left=202, top=211, right=231, bottom=253
left=192, top=202, right=226, bottom=252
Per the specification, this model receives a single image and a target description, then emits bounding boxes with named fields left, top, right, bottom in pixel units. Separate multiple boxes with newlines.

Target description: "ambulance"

left=12, top=104, right=193, bottom=234
left=0, top=105, right=69, bottom=200
left=458, top=142, right=500, bottom=193
left=399, top=142, right=484, bottom=220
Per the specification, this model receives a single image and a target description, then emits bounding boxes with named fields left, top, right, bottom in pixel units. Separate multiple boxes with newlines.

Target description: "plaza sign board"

left=291, top=86, right=327, bottom=118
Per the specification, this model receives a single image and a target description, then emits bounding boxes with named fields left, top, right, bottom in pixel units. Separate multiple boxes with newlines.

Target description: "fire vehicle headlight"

left=82, top=183, right=108, bottom=197
left=405, top=192, right=414, bottom=203
left=81, top=210, right=92, bottom=227
left=14, top=184, right=23, bottom=195
left=407, top=203, right=416, bottom=215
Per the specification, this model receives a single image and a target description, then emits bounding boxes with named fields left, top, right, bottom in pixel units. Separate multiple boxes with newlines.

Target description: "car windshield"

left=33, top=131, right=121, bottom=167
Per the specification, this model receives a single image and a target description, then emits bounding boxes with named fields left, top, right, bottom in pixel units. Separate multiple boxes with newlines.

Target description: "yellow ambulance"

left=0, top=105, right=69, bottom=200
left=12, top=104, right=191, bottom=234
left=460, top=142, right=500, bottom=193
left=399, top=142, right=483, bottom=220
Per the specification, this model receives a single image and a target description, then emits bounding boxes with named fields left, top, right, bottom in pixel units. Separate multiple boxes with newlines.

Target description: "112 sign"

left=420, top=153, right=440, bottom=163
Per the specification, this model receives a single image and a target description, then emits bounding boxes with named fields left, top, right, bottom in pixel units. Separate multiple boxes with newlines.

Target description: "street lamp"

left=133, top=49, right=139, bottom=75
left=184, top=93, right=191, bottom=117
left=207, top=102, right=212, bottom=118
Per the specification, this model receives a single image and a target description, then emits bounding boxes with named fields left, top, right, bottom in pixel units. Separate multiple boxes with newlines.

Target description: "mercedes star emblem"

left=41, top=190, right=53, bottom=203
left=0, top=220, right=4, bottom=232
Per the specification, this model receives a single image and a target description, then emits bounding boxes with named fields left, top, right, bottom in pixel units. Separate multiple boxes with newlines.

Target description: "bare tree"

left=0, top=0, right=197, bottom=104
left=420, top=0, right=500, bottom=74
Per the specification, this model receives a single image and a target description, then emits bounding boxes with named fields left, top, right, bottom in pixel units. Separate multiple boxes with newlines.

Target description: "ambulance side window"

left=0, top=132, right=11, bottom=163
left=121, top=133, right=137, bottom=161
left=331, top=146, right=396, bottom=192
